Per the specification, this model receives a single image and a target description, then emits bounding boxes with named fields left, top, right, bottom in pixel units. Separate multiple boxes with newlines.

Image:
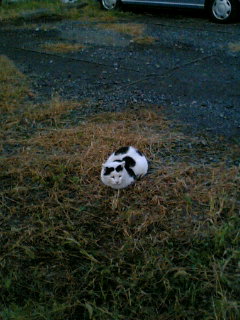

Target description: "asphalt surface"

left=0, top=7, right=240, bottom=137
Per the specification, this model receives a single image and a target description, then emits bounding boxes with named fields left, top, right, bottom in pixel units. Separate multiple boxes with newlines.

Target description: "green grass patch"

left=0, top=0, right=134, bottom=24
left=0, top=0, right=62, bottom=22
left=0, top=57, right=240, bottom=320
left=0, top=55, right=30, bottom=111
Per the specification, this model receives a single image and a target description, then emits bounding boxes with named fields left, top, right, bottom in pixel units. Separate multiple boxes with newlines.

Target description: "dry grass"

left=99, top=22, right=145, bottom=38
left=27, top=110, right=167, bottom=153
left=1, top=57, right=240, bottom=320
left=133, top=36, right=156, bottom=45
left=2, top=105, right=239, bottom=242
left=23, top=97, right=81, bottom=122
left=41, top=42, right=85, bottom=53
left=98, top=23, right=157, bottom=45
left=12, top=110, right=239, bottom=231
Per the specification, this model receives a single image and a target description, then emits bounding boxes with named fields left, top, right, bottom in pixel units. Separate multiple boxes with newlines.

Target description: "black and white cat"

left=101, top=146, right=148, bottom=189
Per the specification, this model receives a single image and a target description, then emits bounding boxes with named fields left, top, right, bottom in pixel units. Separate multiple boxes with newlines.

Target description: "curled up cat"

left=101, top=146, right=148, bottom=189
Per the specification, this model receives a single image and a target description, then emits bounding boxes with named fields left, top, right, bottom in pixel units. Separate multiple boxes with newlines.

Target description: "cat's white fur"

left=101, top=146, right=148, bottom=189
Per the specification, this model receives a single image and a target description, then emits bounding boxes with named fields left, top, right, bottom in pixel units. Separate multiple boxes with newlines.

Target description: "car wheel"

left=207, top=0, right=239, bottom=23
left=100, top=0, right=121, bottom=10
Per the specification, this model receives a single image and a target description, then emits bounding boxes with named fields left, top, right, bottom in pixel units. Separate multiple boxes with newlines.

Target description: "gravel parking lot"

left=1, top=7, right=240, bottom=137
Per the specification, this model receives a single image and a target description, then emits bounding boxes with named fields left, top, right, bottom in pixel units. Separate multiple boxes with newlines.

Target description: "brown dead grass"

left=28, top=110, right=166, bottom=147
left=99, top=23, right=145, bottom=38
left=98, top=23, right=157, bottom=45
left=41, top=42, right=85, bottom=53
left=133, top=36, right=156, bottom=45
left=3, top=108, right=237, bottom=239
left=79, top=1, right=118, bottom=22
left=24, top=97, right=80, bottom=122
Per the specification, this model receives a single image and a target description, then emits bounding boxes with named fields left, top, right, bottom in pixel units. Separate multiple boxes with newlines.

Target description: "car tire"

left=100, top=0, right=121, bottom=10
left=207, top=0, right=239, bottom=23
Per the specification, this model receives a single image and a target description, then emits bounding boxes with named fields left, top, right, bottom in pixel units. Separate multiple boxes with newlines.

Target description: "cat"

left=101, top=146, right=148, bottom=189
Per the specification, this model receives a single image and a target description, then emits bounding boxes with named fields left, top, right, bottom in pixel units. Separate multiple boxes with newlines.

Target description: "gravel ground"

left=0, top=7, right=240, bottom=138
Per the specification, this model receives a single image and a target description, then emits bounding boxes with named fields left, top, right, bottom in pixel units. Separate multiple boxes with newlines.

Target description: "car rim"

left=102, top=0, right=117, bottom=10
left=212, top=0, right=232, bottom=20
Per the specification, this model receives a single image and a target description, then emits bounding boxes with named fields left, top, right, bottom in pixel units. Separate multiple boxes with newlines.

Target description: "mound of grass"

left=0, top=57, right=240, bottom=320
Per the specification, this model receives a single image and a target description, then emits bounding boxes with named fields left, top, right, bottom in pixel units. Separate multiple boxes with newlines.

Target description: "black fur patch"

left=104, top=167, right=114, bottom=175
left=125, top=167, right=136, bottom=178
left=121, top=156, right=136, bottom=178
left=114, top=146, right=129, bottom=155
left=116, top=165, right=123, bottom=172
left=122, top=156, right=136, bottom=168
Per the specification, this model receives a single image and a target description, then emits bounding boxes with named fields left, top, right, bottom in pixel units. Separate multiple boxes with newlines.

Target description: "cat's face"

left=106, top=170, right=123, bottom=186
left=101, top=162, right=126, bottom=188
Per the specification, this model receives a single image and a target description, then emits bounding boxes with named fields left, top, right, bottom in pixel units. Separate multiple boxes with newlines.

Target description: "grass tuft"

left=133, top=36, right=156, bottom=45
left=41, top=42, right=85, bottom=53
left=99, top=22, right=145, bottom=38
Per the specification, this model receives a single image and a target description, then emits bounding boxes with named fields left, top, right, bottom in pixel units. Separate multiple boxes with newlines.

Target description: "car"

left=98, top=0, right=240, bottom=23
